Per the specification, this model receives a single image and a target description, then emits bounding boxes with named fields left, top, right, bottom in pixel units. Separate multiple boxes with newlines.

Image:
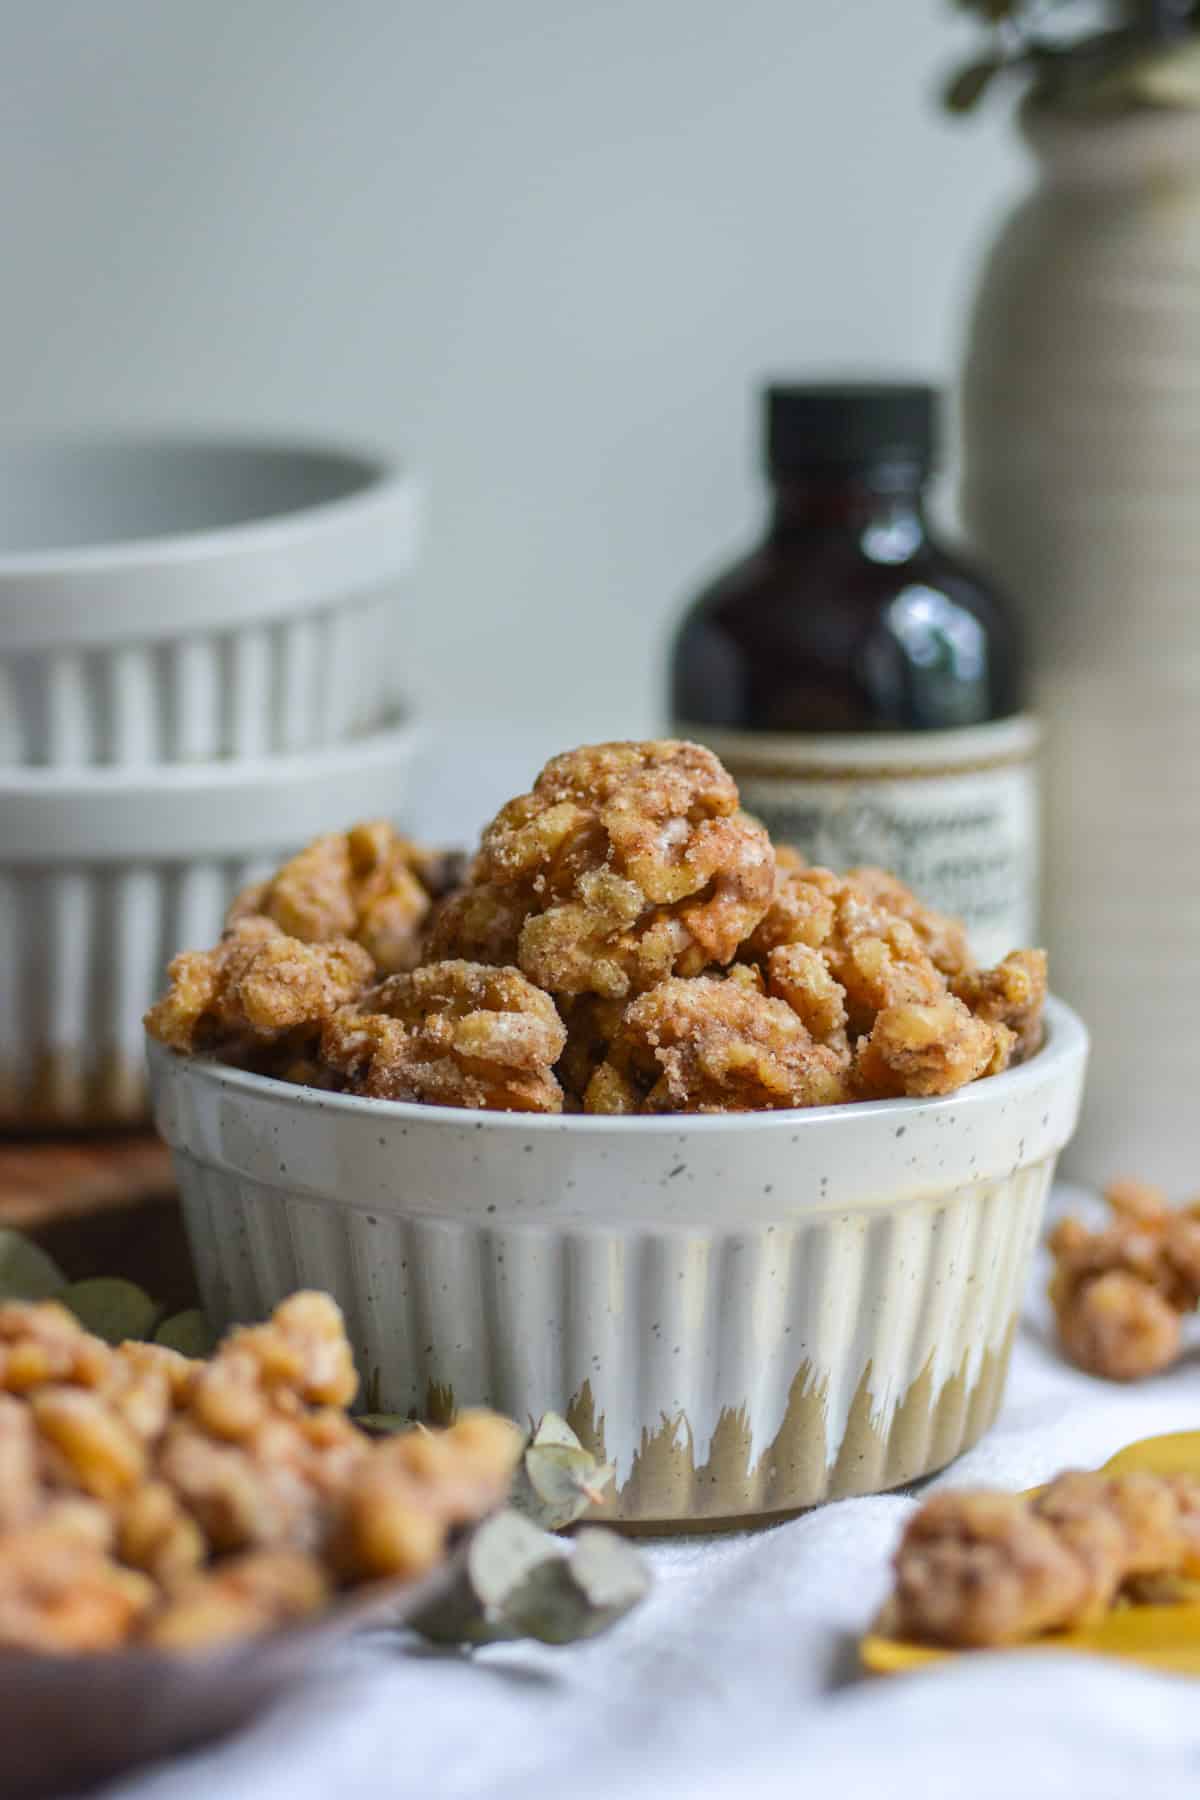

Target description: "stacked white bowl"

left=0, top=436, right=421, bottom=1128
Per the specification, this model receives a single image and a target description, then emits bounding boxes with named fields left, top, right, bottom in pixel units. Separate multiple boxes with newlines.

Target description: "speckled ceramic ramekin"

left=148, top=998, right=1087, bottom=1525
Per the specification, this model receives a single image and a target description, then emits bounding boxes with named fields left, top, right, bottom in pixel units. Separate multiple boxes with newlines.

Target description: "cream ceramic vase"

left=961, top=103, right=1200, bottom=1192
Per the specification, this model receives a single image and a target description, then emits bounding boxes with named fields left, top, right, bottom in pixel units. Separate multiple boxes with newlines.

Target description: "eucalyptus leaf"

left=154, top=1308, right=216, bottom=1358
left=410, top=1509, right=562, bottom=1646
left=409, top=1511, right=649, bottom=1649
left=509, top=1412, right=616, bottom=1531
left=59, top=1278, right=162, bottom=1345
left=0, top=1229, right=65, bottom=1302
left=496, top=1527, right=650, bottom=1646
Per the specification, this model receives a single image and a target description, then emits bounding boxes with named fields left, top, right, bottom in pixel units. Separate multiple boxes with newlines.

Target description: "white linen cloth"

left=104, top=1187, right=1200, bottom=1800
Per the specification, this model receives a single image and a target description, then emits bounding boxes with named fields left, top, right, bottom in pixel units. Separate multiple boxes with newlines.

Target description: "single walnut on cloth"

left=438, top=741, right=775, bottom=1000
left=1049, top=1178, right=1200, bottom=1380
left=321, top=960, right=567, bottom=1112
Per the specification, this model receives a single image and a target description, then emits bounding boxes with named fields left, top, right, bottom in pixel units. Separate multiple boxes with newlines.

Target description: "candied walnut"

left=229, top=822, right=437, bottom=974
left=118, top=1480, right=206, bottom=1583
left=765, top=943, right=849, bottom=1051
left=32, top=1387, right=146, bottom=1503
left=891, top=1489, right=1092, bottom=1648
left=556, top=995, right=627, bottom=1107
left=847, top=865, right=974, bottom=979
left=890, top=1471, right=1200, bottom=1649
left=144, top=917, right=374, bottom=1055
left=321, top=961, right=567, bottom=1113
left=424, top=878, right=529, bottom=967
left=331, top=1411, right=520, bottom=1582
left=455, top=741, right=774, bottom=999
left=855, top=997, right=1003, bottom=1098
left=147, top=1549, right=331, bottom=1650
left=1054, top=1270, right=1180, bottom=1382
left=587, top=975, right=852, bottom=1114
left=1049, top=1180, right=1200, bottom=1380
left=952, top=949, right=1047, bottom=1062
left=0, top=1299, right=112, bottom=1395
left=217, top=1291, right=359, bottom=1411
left=0, top=1522, right=156, bottom=1653
left=823, top=908, right=947, bottom=1039
left=0, top=1394, right=40, bottom=1529
left=742, top=849, right=840, bottom=959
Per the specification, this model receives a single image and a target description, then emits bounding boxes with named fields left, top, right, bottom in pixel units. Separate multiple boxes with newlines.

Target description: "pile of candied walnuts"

left=0, top=1291, right=519, bottom=1654
left=145, top=739, right=1047, bottom=1114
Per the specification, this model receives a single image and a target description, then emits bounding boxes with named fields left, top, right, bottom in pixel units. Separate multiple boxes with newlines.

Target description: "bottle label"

left=676, top=716, right=1040, bottom=965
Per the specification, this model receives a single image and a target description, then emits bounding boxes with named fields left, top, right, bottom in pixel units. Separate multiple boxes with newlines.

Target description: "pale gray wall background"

left=0, top=0, right=1025, bottom=742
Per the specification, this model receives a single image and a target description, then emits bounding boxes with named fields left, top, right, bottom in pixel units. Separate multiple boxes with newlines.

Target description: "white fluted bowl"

left=148, top=998, right=1087, bottom=1525
left=0, top=437, right=419, bottom=766
left=0, top=717, right=422, bottom=1128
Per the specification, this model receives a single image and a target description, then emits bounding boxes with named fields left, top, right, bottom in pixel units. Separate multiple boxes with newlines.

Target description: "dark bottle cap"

left=765, top=382, right=936, bottom=478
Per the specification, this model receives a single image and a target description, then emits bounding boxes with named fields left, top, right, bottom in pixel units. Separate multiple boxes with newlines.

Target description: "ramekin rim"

left=0, top=433, right=410, bottom=577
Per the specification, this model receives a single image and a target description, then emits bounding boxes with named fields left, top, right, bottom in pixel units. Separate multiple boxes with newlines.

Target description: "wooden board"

left=0, top=1136, right=198, bottom=1312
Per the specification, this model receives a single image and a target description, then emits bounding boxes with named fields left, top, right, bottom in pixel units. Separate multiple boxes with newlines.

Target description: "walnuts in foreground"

left=146, top=738, right=1047, bottom=1115
left=1049, top=1179, right=1200, bottom=1381
left=0, top=1294, right=520, bottom=1655
left=889, top=1469, right=1200, bottom=1649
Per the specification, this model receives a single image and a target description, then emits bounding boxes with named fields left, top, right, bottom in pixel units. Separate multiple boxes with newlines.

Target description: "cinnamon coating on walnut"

left=855, top=997, right=1010, bottom=1099
left=229, top=821, right=448, bottom=974
left=585, top=974, right=852, bottom=1114
left=446, top=741, right=775, bottom=999
left=952, top=949, right=1048, bottom=1063
left=144, top=917, right=374, bottom=1055
left=889, top=1470, right=1200, bottom=1648
left=321, top=960, right=567, bottom=1112
left=1049, top=1179, right=1200, bottom=1380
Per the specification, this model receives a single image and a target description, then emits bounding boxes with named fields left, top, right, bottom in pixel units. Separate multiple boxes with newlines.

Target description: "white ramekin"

left=0, top=717, right=422, bottom=1128
left=148, top=999, right=1088, bottom=1526
left=0, top=437, right=419, bottom=766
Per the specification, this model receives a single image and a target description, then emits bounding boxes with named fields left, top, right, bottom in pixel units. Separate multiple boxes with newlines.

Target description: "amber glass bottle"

left=670, top=384, right=1037, bottom=961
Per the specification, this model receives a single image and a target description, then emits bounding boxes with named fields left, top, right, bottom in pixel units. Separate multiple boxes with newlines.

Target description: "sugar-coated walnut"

left=321, top=960, right=567, bottom=1112
left=144, top=917, right=374, bottom=1055
left=889, top=1470, right=1200, bottom=1648
left=743, top=849, right=840, bottom=959
left=586, top=975, right=852, bottom=1114
left=855, top=997, right=1007, bottom=1098
left=452, top=741, right=774, bottom=999
left=0, top=1521, right=156, bottom=1653
left=764, top=943, right=849, bottom=1052
left=1049, top=1180, right=1200, bottom=1380
left=890, top=1488, right=1092, bottom=1648
left=846, top=865, right=974, bottom=979
left=229, top=822, right=445, bottom=973
left=146, top=1549, right=331, bottom=1650
left=952, top=949, right=1048, bottom=1062
left=423, top=877, right=529, bottom=968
